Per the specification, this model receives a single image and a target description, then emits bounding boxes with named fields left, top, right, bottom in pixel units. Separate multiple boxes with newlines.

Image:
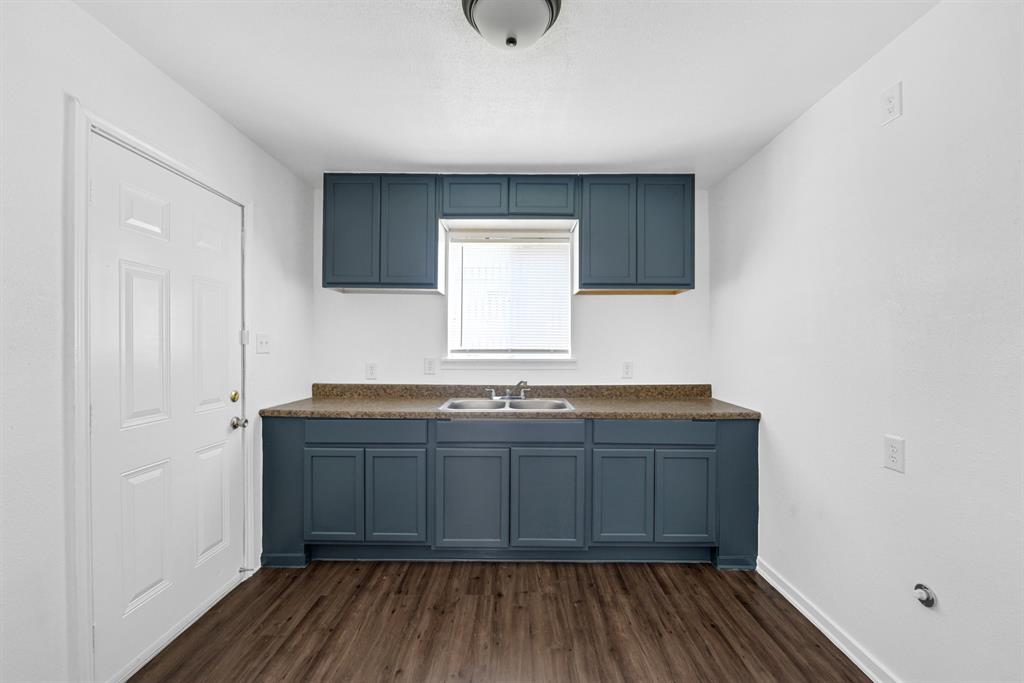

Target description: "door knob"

left=230, top=416, right=249, bottom=430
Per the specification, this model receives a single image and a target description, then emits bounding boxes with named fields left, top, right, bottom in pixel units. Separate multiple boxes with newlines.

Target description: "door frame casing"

left=65, top=96, right=257, bottom=681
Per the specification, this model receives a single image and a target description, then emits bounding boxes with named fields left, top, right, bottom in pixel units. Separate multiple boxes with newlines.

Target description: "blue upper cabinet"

left=441, top=175, right=508, bottom=215
left=323, top=175, right=380, bottom=286
left=580, top=176, right=637, bottom=286
left=380, top=175, right=437, bottom=286
left=509, top=176, right=577, bottom=216
left=637, top=176, right=694, bottom=288
left=323, top=174, right=438, bottom=289
left=579, top=174, right=695, bottom=291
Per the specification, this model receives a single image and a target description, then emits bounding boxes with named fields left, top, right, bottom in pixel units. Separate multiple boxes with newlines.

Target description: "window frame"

left=441, top=219, right=577, bottom=366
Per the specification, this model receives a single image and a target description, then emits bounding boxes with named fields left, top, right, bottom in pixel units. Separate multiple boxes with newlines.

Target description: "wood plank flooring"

left=132, top=562, right=868, bottom=682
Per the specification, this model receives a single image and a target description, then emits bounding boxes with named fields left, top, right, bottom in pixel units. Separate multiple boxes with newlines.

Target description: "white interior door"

left=88, top=132, right=245, bottom=681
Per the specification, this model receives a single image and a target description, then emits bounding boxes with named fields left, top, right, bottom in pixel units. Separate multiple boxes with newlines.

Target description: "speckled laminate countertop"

left=258, top=384, right=760, bottom=421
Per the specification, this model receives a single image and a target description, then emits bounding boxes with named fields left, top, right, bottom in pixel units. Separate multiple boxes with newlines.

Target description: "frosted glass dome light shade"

left=462, top=0, right=561, bottom=49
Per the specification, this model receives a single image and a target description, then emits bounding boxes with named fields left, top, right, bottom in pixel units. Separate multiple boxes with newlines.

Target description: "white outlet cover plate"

left=881, top=81, right=902, bottom=125
left=622, top=361, right=635, bottom=379
left=423, top=357, right=437, bottom=375
left=365, top=362, right=378, bottom=380
left=884, top=434, right=905, bottom=473
left=255, top=332, right=271, bottom=354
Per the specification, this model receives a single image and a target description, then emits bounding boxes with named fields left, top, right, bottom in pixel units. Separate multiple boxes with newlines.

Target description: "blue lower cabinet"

left=304, top=447, right=364, bottom=542
left=510, top=448, right=585, bottom=547
left=592, top=449, right=655, bottom=543
left=365, top=448, right=427, bottom=543
left=435, top=448, right=510, bottom=548
left=655, top=449, right=716, bottom=543
left=263, top=418, right=757, bottom=569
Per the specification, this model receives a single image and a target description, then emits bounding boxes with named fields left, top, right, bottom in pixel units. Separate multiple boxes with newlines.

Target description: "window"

left=446, top=233, right=572, bottom=360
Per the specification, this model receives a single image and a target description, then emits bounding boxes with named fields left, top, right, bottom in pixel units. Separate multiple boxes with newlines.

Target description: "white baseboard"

left=757, top=558, right=900, bottom=683
left=110, top=571, right=249, bottom=683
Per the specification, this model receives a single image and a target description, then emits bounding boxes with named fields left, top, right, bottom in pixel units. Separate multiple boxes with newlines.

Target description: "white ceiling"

left=79, top=0, right=936, bottom=188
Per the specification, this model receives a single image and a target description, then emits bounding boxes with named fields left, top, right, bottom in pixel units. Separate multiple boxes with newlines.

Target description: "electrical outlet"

left=423, top=357, right=437, bottom=375
left=622, top=361, right=635, bottom=379
left=884, top=434, right=905, bottom=473
left=255, top=333, right=271, bottom=355
left=881, top=82, right=903, bottom=125
left=364, top=362, right=378, bottom=380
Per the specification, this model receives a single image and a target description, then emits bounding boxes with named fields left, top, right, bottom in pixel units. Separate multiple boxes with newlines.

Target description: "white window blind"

left=447, top=240, right=571, bottom=357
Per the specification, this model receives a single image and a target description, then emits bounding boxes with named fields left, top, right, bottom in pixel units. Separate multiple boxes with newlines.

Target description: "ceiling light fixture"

left=462, top=0, right=561, bottom=50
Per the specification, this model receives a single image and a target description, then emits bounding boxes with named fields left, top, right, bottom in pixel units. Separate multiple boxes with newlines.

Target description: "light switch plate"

left=884, top=434, right=905, bottom=473
left=881, top=82, right=903, bottom=125
left=255, top=333, right=271, bottom=354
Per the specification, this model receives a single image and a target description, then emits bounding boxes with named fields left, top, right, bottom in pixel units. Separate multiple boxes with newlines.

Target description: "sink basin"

left=507, top=399, right=572, bottom=410
left=444, top=399, right=507, bottom=410
left=439, top=398, right=575, bottom=411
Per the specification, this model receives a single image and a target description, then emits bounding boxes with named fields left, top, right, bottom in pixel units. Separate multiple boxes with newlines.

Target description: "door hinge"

left=239, top=329, right=250, bottom=345
left=88, top=179, right=95, bottom=205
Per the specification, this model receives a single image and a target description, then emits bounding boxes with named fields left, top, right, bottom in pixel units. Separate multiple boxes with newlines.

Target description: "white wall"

left=312, top=189, right=712, bottom=385
left=710, top=2, right=1023, bottom=681
left=0, top=2, right=313, bottom=680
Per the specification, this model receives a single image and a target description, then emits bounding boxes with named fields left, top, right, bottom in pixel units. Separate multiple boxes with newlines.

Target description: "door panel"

left=304, top=448, right=364, bottom=541
left=435, top=448, right=509, bottom=547
left=89, top=134, right=244, bottom=682
left=441, top=176, right=508, bottom=215
left=655, top=449, right=716, bottom=543
left=580, top=176, right=636, bottom=285
left=380, top=175, right=437, bottom=285
left=592, top=448, right=654, bottom=542
left=323, top=174, right=380, bottom=285
left=637, top=175, right=694, bottom=287
left=366, top=448, right=427, bottom=543
left=511, top=448, right=585, bottom=547
left=509, top=176, right=576, bottom=216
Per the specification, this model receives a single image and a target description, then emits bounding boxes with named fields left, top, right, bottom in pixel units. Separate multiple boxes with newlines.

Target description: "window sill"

left=441, top=356, right=577, bottom=371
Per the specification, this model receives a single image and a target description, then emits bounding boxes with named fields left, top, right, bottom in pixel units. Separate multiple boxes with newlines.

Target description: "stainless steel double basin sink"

left=439, top=398, right=575, bottom=412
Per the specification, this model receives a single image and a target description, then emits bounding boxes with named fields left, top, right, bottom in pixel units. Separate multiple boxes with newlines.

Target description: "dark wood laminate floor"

left=132, top=562, right=868, bottom=682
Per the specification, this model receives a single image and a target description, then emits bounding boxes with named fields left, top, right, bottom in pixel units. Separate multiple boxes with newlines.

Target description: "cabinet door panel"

left=323, top=175, right=380, bottom=286
left=366, top=448, right=427, bottom=543
left=637, top=176, right=694, bottom=287
left=442, top=176, right=508, bottom=216
left=580, top=176, right=636, bottom=286
left=435, top=448, right=509, bottom=547
left=304, top=447, right=364, bottom=541
left=592, top=448, right=654, bottom=542
left=509, top=176, right=576, bottom=216
left=655, top=449, right=716, bottom=543
left=380, top=175, right=437, bottom=286
left=511, top=448, right=585, bottom=547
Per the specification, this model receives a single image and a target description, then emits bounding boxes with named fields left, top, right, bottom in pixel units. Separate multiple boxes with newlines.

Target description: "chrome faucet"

left=484, top=380, right=531, bottom=400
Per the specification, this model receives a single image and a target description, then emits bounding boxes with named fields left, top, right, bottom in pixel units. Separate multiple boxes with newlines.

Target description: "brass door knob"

left=230, top=390, right=240, bottom=403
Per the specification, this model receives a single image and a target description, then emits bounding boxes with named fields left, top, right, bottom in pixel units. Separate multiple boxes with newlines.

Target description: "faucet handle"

left=520, top=387, right=531, bottom=399
left=484, top=388, right=497, bottom=399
